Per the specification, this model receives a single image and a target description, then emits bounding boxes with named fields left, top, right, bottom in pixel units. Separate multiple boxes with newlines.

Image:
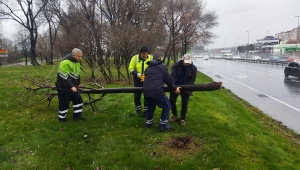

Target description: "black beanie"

left=139, top=46, right=149, bottom=53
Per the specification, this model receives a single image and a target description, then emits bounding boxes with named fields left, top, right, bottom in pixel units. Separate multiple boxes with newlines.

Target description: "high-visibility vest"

left=129, top=54, right=153, bottom=74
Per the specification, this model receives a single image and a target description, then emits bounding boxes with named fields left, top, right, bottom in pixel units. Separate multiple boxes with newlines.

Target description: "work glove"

left=140, top=74, right=145, bottom=82
left=137, top=73, right=141, bottom=78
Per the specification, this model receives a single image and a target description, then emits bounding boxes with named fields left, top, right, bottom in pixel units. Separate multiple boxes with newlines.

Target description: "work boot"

left=180, top=120, right=185, bottom=126
left=73, top=116, right=87, bottom=121
left=169, top=115, right=178, bottom=122
left=58, top=118, right=68, bottom=122
left=159, top=124, right=174, bottom=132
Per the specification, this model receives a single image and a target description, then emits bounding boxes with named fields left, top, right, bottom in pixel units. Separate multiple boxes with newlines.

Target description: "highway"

left=193, top=58, right=300, bottom=135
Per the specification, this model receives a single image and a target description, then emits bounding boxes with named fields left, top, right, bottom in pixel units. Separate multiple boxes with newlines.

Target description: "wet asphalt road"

left=193, top=58, right=300, bottom=135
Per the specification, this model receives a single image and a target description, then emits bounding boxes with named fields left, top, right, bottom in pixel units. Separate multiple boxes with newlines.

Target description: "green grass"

left=0, top=63, right=300, bottom=170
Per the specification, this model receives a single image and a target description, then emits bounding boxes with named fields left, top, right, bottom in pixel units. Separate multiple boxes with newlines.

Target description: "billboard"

left=0, top=48, right=8, bottom=57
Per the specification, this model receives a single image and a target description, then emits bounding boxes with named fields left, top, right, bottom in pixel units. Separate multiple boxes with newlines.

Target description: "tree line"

left=0, top=0, right=218, bottom=84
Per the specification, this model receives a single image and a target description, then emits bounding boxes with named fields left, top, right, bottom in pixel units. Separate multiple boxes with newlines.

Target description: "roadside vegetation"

left=0, top=63, right=300, bottom=170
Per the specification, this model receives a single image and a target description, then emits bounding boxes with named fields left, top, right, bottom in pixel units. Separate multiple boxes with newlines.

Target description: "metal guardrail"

left=209, top=57, right=289, bottom=67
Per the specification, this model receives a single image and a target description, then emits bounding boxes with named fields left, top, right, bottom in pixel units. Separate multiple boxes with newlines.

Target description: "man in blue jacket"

left=169, top=54, right=197, bottom=126
left=143, top=52, right=180, bottom=132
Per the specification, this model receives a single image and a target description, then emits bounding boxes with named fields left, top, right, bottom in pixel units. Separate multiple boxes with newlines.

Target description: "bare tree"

left=40, top=0, right=62, bottom=65
left=99, top=0, right=166, bottom=83
left=179, top=0, right=218, bottom=55
left=161, top=0, right=185, bottom=64
left=14, top=28, right=31, bottom=65
left=0, top=0, right=48, bottom=66
left=160, top=0, right=218, bottom=65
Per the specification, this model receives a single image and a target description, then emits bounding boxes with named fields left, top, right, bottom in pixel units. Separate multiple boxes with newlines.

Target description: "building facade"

left=275, top=27, right=300, bottom=41
left=254, top=36, right=279, bottom=54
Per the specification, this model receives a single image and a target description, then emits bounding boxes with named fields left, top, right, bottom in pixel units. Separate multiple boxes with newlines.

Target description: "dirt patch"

left=162, top=135, right=197, bottom=150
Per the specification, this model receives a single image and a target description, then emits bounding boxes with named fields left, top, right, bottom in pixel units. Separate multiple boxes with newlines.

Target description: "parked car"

left=286, top=56, right=300, bottom=62
left=269, top=55, right=281, bottom=61
left=252, top=56, right=261, bottom=60
left=284, top=62, right=300, bottom=79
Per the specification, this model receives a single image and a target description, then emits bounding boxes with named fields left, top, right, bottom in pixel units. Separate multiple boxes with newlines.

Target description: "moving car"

left=252, top=56, right=261, bottom=60
left=203, top=56, right=209, bottom=60
left=284, top=61, right=300, bottom=79
left=286, top=56, right=300, bottom=62
left=232, top=55, right=241, bottom=59
left=269, top=55, right=281, bottom=61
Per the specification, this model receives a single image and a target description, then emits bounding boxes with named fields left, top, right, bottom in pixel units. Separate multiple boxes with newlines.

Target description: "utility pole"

left=296, top=16, right=299, bottom=55
left=237, top=38, right=239, bottom=54
left=247, top=31, right=249, bottom=56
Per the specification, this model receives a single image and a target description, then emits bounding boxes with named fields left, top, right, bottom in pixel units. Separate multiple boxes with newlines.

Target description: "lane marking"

left=206, top=69, right=300, bottom=113
left=237, top=75, right=248, bottom=78
left=235, top=72, right=247, bottom=76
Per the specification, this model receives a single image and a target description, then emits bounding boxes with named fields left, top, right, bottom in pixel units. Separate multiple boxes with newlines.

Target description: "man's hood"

left=147, top=59, right=162, bottom=67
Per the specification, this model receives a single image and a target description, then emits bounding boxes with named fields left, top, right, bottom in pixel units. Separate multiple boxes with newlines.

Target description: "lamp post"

left=247, top=31, right=249, bottom=55
left=267, top=30, right=270, bottom=36
left=237, top=38, right=239, bottom=54
left=296, top=16, right=299, bottom=55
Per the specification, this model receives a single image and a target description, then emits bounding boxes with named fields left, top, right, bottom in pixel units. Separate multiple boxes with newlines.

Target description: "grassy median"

left=0, top=63, right=300, bottom=170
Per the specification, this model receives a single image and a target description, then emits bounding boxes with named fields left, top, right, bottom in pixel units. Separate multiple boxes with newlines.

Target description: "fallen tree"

left=19, top=81, right=222, bottom=111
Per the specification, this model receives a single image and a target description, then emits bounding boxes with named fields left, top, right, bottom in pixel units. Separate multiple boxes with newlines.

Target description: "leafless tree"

left=15, top=28, right=31, bottom=65
left=0, top=0, right=48, bottom=66
left=161, top=0, right=185, bottom=64
left=161, top=0, right=218, bottom=66
left=39, top=0, right=62, bottom=65
left=99, top=0, right=166, bottom=83
left=179, top=0, right=218, bottom=55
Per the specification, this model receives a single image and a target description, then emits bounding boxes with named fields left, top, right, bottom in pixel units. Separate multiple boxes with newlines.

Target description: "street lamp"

left=247, top=31, right=249, bottom=55
left=296, top=16, right=299, bottom=54
left=237, top=38, right=239, bottom=54
left=267, top=30, right=270, bottom=36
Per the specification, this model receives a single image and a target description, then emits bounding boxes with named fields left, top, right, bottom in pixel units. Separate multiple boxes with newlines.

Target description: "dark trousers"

left=57, top=88, right=83, bottom=119
left=145, top=95, right=171, bottom=128
left=169, top=92, right=190, bottom=120
left=134, top=80, right=147, bottom=112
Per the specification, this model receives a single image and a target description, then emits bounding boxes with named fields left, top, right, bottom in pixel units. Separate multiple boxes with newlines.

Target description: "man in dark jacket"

left=56, top=48, right=86, bottom=122
left=143, top=52, right=180, bottom=132
left=169, top=54, right=197, bottom=126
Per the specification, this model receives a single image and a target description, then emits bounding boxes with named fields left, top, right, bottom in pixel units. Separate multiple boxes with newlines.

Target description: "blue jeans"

left=145, top=95, right=171, bottom=128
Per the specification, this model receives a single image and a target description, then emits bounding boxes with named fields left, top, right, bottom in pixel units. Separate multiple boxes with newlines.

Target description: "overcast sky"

left=1, top=0, right=300, bottom=49
left=204, top=0, right=300, bottom=49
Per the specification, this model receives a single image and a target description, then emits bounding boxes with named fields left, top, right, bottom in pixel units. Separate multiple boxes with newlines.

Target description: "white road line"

left=235, top=72, right=248, bottom=76
left=207, top=69, right=300, bottom=113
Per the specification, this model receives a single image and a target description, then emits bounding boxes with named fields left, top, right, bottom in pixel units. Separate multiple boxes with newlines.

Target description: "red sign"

left=0, top=48, right=8, bottom=55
